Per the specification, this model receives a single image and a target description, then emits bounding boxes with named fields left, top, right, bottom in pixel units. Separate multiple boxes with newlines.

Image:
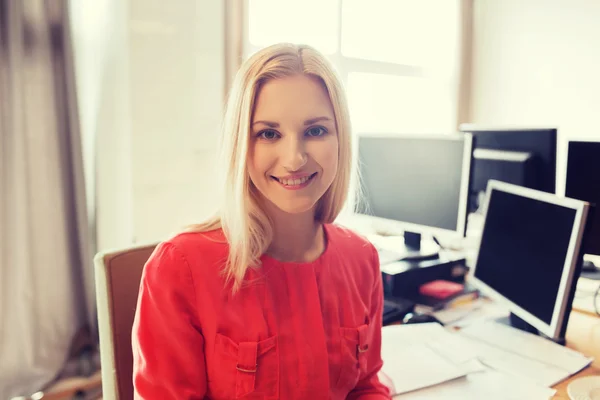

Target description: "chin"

left=271, top=199, right=318, bottom=215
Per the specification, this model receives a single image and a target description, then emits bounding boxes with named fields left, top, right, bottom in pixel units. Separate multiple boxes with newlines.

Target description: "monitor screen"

left=566, top=141, right=600, bottom=256
left=357, top=134, right=471, bottom=236
left=459, top=126, right=557, bottom=212
left=471, top=181, right=588, bottom=339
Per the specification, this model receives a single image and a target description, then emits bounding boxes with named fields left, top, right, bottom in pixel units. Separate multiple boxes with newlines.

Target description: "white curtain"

left=0, top=1, right=93, bottom=397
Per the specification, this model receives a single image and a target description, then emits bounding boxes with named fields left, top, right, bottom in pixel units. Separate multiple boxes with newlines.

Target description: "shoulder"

left=327, top=223, right=380, bottom=283
left=326, top=224, right=382, bottom=302
left=327, top=223, right=377, bottom=260
left=143, top=228, right=229, bottom=284
left=166, top=228, right=228, bottom=259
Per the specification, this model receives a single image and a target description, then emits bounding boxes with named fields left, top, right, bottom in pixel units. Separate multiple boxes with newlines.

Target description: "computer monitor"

left=565, top=140, right=600, bottom=271
left=470, top=180, right=589, bottom=343
left=356, top=133, right=472, bottom=259
left=459, top=125, right=557, bottom=212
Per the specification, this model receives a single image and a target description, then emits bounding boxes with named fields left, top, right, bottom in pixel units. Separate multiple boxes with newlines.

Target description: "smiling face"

left=248, top=74, right=339, bottom=216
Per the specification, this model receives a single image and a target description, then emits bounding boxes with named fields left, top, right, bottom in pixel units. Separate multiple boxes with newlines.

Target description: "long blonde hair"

left=188, top=43, right=353, bottom=291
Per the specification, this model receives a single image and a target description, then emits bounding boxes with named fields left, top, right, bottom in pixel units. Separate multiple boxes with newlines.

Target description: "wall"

left=72, top=0, right=224, bottom=251
left=469, top=0, right=600, bottom=193
left=129, top=0, right=223, bottom=244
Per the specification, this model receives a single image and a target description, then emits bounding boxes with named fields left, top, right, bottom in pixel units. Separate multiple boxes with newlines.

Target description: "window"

left=248, top=0, right=340, bottom=55
left=246, top=0, right=461, bottom=135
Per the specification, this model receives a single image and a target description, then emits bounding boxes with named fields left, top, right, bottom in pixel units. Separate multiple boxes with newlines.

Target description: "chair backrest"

left=94, top=244, right=157, bottom=400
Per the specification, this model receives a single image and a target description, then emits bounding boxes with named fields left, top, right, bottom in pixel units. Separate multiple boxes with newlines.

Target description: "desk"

left=552, top=310, right=600, bottom=399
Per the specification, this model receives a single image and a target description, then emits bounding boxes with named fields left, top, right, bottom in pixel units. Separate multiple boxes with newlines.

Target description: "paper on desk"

left=457, top=321, right=593, bottom=387
left=394, top=369, right=556, bottom=400
left=460, top=337, right=569, bottom=387
left=462, top=321, right=594, bottom=374
left=380, top=324, right=471, bottom=395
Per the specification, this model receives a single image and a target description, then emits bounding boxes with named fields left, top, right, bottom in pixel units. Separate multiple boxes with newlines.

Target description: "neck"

left=265, top=205, right=326, bottom=263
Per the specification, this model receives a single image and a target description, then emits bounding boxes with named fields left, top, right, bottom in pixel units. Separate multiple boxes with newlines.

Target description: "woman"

left=132, top=43, right=391, bottom=399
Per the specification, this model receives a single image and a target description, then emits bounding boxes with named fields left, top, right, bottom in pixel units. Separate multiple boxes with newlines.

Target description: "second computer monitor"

left=357, top=133, right=472, bottom=252
left=459, top=125, right=557, bottom=212
left=566, top=140, right=600, bottom=258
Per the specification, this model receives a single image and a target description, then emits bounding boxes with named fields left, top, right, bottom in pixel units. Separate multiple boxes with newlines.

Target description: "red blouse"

left=132, top=223, right=391, bottom=399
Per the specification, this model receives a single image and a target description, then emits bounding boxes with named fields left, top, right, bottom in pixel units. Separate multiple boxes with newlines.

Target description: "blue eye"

left=258, top=129, right=279, bottom=140
left=306, top=126, right=328, bottom=137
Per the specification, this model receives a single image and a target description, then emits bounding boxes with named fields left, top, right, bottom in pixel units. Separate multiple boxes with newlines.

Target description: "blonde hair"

left=188, top=43, right=353, bottom=292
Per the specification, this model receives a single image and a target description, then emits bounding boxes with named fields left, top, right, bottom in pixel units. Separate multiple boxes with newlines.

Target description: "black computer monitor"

left=565, top=140, right=600, bottom=270
left=356, top=133, right=472, bottom=259
left=470, top=180, right=589, bottom=343
left=459, top=125, right=557, bottom=212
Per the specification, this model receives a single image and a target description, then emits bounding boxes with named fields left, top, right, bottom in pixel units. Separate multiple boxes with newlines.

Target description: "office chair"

left=94, top=244, right=157, bottom=400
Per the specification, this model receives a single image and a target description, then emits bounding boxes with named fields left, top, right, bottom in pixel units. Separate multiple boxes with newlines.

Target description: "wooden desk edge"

left=551, top=310, right=600, bottom=399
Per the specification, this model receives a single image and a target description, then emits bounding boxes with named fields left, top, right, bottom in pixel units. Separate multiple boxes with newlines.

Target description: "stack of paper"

left=380, top=324, right=472, bottom=395
left=459, top=320, right=594, bottom=387
left=394, top=369, right=557, bottom=400
left=379, top=323, right=578, bottom=399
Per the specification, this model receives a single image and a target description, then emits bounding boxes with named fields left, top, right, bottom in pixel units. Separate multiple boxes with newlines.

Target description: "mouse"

left=581, top=260, right=599, bottom=272
left=402, top=312, right=444, bottom=326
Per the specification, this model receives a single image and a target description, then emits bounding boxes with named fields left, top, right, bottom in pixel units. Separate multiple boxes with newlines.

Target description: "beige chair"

left=95, top=244, right=157, bottom=400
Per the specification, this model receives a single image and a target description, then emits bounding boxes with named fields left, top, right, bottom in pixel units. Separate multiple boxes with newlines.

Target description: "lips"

left=271, top=172, right=317, bottom=187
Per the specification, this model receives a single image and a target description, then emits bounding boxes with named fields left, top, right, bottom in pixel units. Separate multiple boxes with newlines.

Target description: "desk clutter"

left=382, top=279, right=483, bottom=326
left=380, top=322, right=593, bottom=399
left=346, top=132, right=600, bottom=399
left=372, top=179, right=597, bottom=398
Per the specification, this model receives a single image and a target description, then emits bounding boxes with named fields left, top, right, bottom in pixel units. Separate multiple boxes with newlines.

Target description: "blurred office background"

left=1, top=0, right=599, bottom=398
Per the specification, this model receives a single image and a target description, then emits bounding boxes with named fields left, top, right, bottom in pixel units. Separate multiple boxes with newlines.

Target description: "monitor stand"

left=496, top=313, right=566, bottom=346
left=402, top=231, right=440, bottom=261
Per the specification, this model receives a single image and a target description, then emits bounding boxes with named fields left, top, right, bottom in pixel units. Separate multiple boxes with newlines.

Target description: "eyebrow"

left=252, top=116, right=332, bottom=128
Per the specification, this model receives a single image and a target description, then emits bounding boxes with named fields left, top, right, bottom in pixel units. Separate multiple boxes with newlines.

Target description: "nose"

left=282, top=135, right=308, bottom=172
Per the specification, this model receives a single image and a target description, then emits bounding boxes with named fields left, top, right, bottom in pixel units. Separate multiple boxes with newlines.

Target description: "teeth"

left=280, top=175, right=311, bottom=186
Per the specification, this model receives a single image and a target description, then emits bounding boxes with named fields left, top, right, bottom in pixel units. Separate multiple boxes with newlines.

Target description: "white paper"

left=381, top=324, right=469, bottom=395
left=462, top=337, right=569, bottom=387
left=394, top=369, right=556, bottom=400
left=380, top=319, right=590, bottom=397
left=461, top=321, right=594, bottom=376
left=425, top=330, right=482, bottom=365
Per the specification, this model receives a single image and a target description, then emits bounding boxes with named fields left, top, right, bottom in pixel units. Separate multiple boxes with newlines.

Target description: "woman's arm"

left=347, top=244, right=393, bottom=400
left=132, top=242, right=207, bottom=399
